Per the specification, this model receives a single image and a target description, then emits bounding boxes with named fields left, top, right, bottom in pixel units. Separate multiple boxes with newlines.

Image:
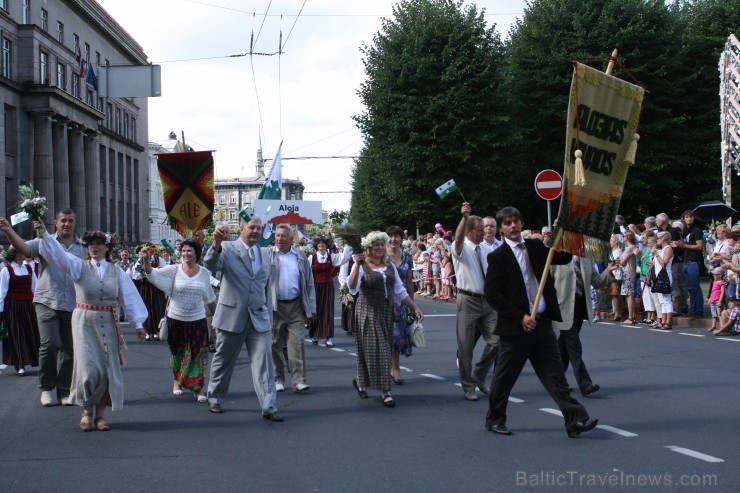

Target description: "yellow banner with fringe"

left=550, top=62, right=644, bottom=261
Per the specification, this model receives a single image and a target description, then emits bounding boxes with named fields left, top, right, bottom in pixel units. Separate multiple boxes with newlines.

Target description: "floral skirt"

left=166, top=317, right=209, bottom=392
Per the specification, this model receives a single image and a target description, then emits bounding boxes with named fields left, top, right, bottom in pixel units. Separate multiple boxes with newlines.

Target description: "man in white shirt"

left=451, top=203, right=499, bottom=401
left=266, top=224, right=316, bottom=392
left=480, top=216, right=502, bottom=254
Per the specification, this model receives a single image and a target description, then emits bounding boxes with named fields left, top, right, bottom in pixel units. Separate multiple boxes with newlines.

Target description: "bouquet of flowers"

left=300, top=244, right=314, bottom=257
left=339, top=285, right=355, bottom=307
left=17, top=184, right=48, bottom=238
left=332, top=223, right=362, bottom=253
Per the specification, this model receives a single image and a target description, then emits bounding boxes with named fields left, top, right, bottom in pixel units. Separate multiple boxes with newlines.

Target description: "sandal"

left=660, top=324, right=672, bottom=330
left=352, top=378, right=368, bottom=399
left=382, top=395, right=396, bottom=408
left=173, top=387, right=184, bottom=396
left=80, top=414, right=95, bottom=432
left=196, top=393, right=207, bottom=403
left=391, top=375, right=404, bottom=385
left=94, top=418, right=110, bottom=431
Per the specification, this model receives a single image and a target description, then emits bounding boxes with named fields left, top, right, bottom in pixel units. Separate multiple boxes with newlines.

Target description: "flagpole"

left=530, top=48, right=619, bottom=319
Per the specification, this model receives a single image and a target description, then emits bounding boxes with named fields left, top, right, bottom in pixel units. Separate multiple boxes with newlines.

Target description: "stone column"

left=84, top=131, right=100, bottom=231
left=68, top=127, right=86, bottom=232
left=32, top=114, right=54, bottom=228
left=52, top=119, right=70, bottom=213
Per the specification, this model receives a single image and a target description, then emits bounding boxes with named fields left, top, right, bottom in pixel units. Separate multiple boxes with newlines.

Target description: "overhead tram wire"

left=249, top=12, right=269, bottom=153
left=281, top=0, right=307, bottom=51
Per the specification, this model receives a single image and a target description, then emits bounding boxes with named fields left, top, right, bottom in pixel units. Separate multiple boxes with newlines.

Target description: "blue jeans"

left=683, top=261, right=703, bottom=315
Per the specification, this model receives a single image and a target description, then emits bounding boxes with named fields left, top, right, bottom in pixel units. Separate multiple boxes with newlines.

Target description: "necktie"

left=518, top=243, right=539, bottom=312
left=573, top=257, right=584, bottom=297
left=248, top=246, right=255, bottom=261
left=474, top=245, right=486, bottom=281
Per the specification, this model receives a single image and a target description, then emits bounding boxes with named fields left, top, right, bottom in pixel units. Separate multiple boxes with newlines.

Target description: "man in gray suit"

left=551, top=257, right=616, bottom=396
left=204, top=218, right=282, bottom=422
left=266, top=224, right=316, bottom=392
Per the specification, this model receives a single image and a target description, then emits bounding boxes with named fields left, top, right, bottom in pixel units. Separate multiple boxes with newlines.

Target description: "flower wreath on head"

left=81, top=230, right=116, bottom=247
left=2, top=246, right=17, bottom=263
left=360, top=231, right=390, bottom=251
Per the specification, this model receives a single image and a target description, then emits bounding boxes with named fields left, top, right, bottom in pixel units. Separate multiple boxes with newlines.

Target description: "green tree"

left=328, top=209, right=350, bottom=225
left=351, top=0, right=509, bottom=233
left=504, top=0, right=688, bottom=225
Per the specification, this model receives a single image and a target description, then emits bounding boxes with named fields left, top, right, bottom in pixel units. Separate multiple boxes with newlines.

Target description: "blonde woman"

left=620, top=231, right=639, bottom=325
left=348, top=231, right=424, bottom=407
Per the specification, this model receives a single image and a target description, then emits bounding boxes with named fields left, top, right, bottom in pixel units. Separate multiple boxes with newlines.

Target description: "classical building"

left=214, top=144, right=304, bottom=230
left=0, top=0, right=149, bottom=243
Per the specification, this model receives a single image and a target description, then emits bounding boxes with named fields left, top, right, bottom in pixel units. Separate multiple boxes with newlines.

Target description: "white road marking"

left=508, top=397, right=524, bottom=403
left=540, top=408, right=563, bottom=416
left=330, top=348, right=344, bottom=352
left=348, top=352, right=357, bottom=356
left=596, top=425, right=638, bottom=437
left=665, top=446, right=724, bottom=463
left=400, top=366, right=412, bottom=372
left=678, top=333, right=705, bottom=337
left=648, top=329, right=673, bottom=333
left=717, top=337, right=740, bottom=342
left=421, top=373, right=445, bottom=380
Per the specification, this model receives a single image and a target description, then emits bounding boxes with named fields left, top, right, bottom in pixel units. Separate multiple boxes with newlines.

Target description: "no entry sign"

left=534, top=169, right=563, bottom=201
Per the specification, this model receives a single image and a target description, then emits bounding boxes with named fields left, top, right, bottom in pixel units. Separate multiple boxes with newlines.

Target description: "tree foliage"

left=351, top=0, right=740, bottom=230
left=351, top=0, right=508, bottom=233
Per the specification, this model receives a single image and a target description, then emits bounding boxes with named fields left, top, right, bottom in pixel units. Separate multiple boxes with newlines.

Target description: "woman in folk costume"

left=139, top=240, right=216, bottom=402
left=348, top=231, right=424, bottom=407
left=307, top=234, right=352, bottom=347
left=37, top=222, right=146, bottom=432
left=0, top=247, right=40, bottom=376
left=131, top=243, right=167, bottom=341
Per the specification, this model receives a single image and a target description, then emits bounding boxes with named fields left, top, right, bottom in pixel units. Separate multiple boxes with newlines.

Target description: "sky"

left=95, top=0, right=528, bottom=213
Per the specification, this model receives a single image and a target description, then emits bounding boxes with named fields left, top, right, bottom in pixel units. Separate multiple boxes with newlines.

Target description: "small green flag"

left=435, top=179, right=458, bottom=200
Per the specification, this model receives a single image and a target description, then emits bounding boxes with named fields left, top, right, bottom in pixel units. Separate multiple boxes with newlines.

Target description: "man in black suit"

left=483, top=207, right=598, bottom=438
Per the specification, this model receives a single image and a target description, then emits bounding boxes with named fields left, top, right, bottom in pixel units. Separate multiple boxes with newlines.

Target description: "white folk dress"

left=40, top=235, right=147, bottom=410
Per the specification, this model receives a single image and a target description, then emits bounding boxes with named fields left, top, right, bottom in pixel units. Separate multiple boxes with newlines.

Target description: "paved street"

left=1, top=296, right=737, bottom=492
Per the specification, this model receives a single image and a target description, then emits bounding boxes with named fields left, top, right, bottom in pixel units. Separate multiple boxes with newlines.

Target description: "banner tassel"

left=624, top=133, right=640, bottom=166
left=574, top=149, right=586, bottom=186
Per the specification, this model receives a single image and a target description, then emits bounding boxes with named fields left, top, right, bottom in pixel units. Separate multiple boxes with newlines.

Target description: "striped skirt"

left=2, top=299, right=40, bottom=368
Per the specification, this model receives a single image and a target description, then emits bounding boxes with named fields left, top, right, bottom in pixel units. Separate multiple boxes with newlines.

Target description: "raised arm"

left=0, top=217, right=32, bottom=258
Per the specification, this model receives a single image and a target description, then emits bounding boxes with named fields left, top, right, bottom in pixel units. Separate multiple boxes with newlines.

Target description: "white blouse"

left=39, top=234, right=148, bottom=329
left=146, top=264, right=216, bottom=321
left=349, top=263, right=409, bottom=305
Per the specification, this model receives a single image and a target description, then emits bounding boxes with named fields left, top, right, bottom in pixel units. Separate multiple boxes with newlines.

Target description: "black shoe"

left=486, top=423, right=513, bottom=435
left=312, top=338, right=319, bottom=346
left=582, top=384, right=600, bottom=396
left=262, top=412, right=284, bottom=422
left=382, top=395, right=396, bottom=407
left=477, top=383, right=490, bottom=395
left=208, top=402, right=224, bottom=414
left=152, top=333, right=160, bottom=341
left=567, top=418, right=599, bottom=438
left=391, top=375, right=404, bottom=385
left=208, top=344, right=216, bottom=353
left=352, top=378, right=368, bottom=399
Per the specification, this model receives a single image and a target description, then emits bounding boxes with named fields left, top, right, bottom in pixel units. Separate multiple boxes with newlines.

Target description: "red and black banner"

left=156, top=151, right=214, bottom=236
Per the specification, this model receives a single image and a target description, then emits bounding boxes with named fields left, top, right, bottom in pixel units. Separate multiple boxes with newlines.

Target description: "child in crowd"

left=715, top=296, right=740, bottom=336
left=439, top=251, right=453, bottom=300
left=414, top=242, right=432, bottom=296
left=431, top=239, right=444, bottom=299
left=708, top=267, right=726, bottom=332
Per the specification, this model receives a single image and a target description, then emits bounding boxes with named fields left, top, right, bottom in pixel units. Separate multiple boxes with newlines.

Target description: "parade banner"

left=550, top=62, right=644, bottom=261
left=156, top=150, right=214, bottom=237
left=254, top=200, right=323, bottom=224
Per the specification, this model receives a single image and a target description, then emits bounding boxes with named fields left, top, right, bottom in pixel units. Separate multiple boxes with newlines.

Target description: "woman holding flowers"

left=139, top=240, right=216, bottom=401
left=348, top=231, right=424, bottom=407
left=36, top=221, right=147, bottom=432
left=0, top=247, right=40, bottom=376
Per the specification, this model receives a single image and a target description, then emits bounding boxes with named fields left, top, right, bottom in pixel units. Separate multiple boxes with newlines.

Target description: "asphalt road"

left=1, top=296, right=737, bottom=492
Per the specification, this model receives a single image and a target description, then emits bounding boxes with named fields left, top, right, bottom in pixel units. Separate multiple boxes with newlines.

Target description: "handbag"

left=409, top=315, right=425, bottom=349
left=158, top=268, right=178, bottom=342
left=652, top=267, right=672, bottom=294
left=610, top=252, right=624, bottom=281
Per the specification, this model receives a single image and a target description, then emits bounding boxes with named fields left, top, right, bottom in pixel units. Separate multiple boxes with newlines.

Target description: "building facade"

left=0, top=0, right=149, bottom=243
left=214, top=176, right=305, bottom=231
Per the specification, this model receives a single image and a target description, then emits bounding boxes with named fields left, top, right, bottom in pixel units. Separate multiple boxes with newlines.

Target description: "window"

left=40, top=9, right=47, bottom=31
left=0, top=1, right=7, bottom=12
left=22, top=0, right=30, bottom=24
left=230, top=211, right=237, bottom=220
left=72, top=73, right=79, bottom=98
left=73, top=34, right=79, bottom=55
left=106, top=102, right=112, bottom=128
left=220, top=194, right=225, bottom=205
left=115, top=108, right=121, bottom=134
left=123, top=112, right=129, bottom=139
left=85, top=89, right=92, bottom=106
left=131, top=117, right=137, bottom=141
left=39, top=50, right=48, bottom=84
left=84, top=43, right=90, bottom=62
left=57, top=62, right=66, bottom=91
left=95, top=51, right=100, bottom=66
left=230, top=193, right=236, bottom=204
left=2, top=38, right=11, bottom=79
left=57, top=22, right=63, bottom=43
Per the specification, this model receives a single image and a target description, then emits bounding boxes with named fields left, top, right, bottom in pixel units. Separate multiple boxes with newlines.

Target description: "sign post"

left=534, top=169, right=563, bottom=229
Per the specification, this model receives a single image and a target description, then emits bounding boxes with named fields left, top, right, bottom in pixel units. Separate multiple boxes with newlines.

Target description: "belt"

left=278, top=296, right=301, bottom=303
left=75, top=303, right=126, bottom=365
left=457, top=289, right=485, bottom=299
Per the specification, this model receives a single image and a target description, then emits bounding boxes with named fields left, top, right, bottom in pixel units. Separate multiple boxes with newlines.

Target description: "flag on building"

left=256, top=143, right=283, bottom=246
left=75, top=48, right=84, bottom=77
left=435, top=179, right=458, bottom=200
left=85, top=63, right=98, bottom=92
left=156, top=150, right=215, bottom=237
left=550, top=61, right=644, bottom=260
